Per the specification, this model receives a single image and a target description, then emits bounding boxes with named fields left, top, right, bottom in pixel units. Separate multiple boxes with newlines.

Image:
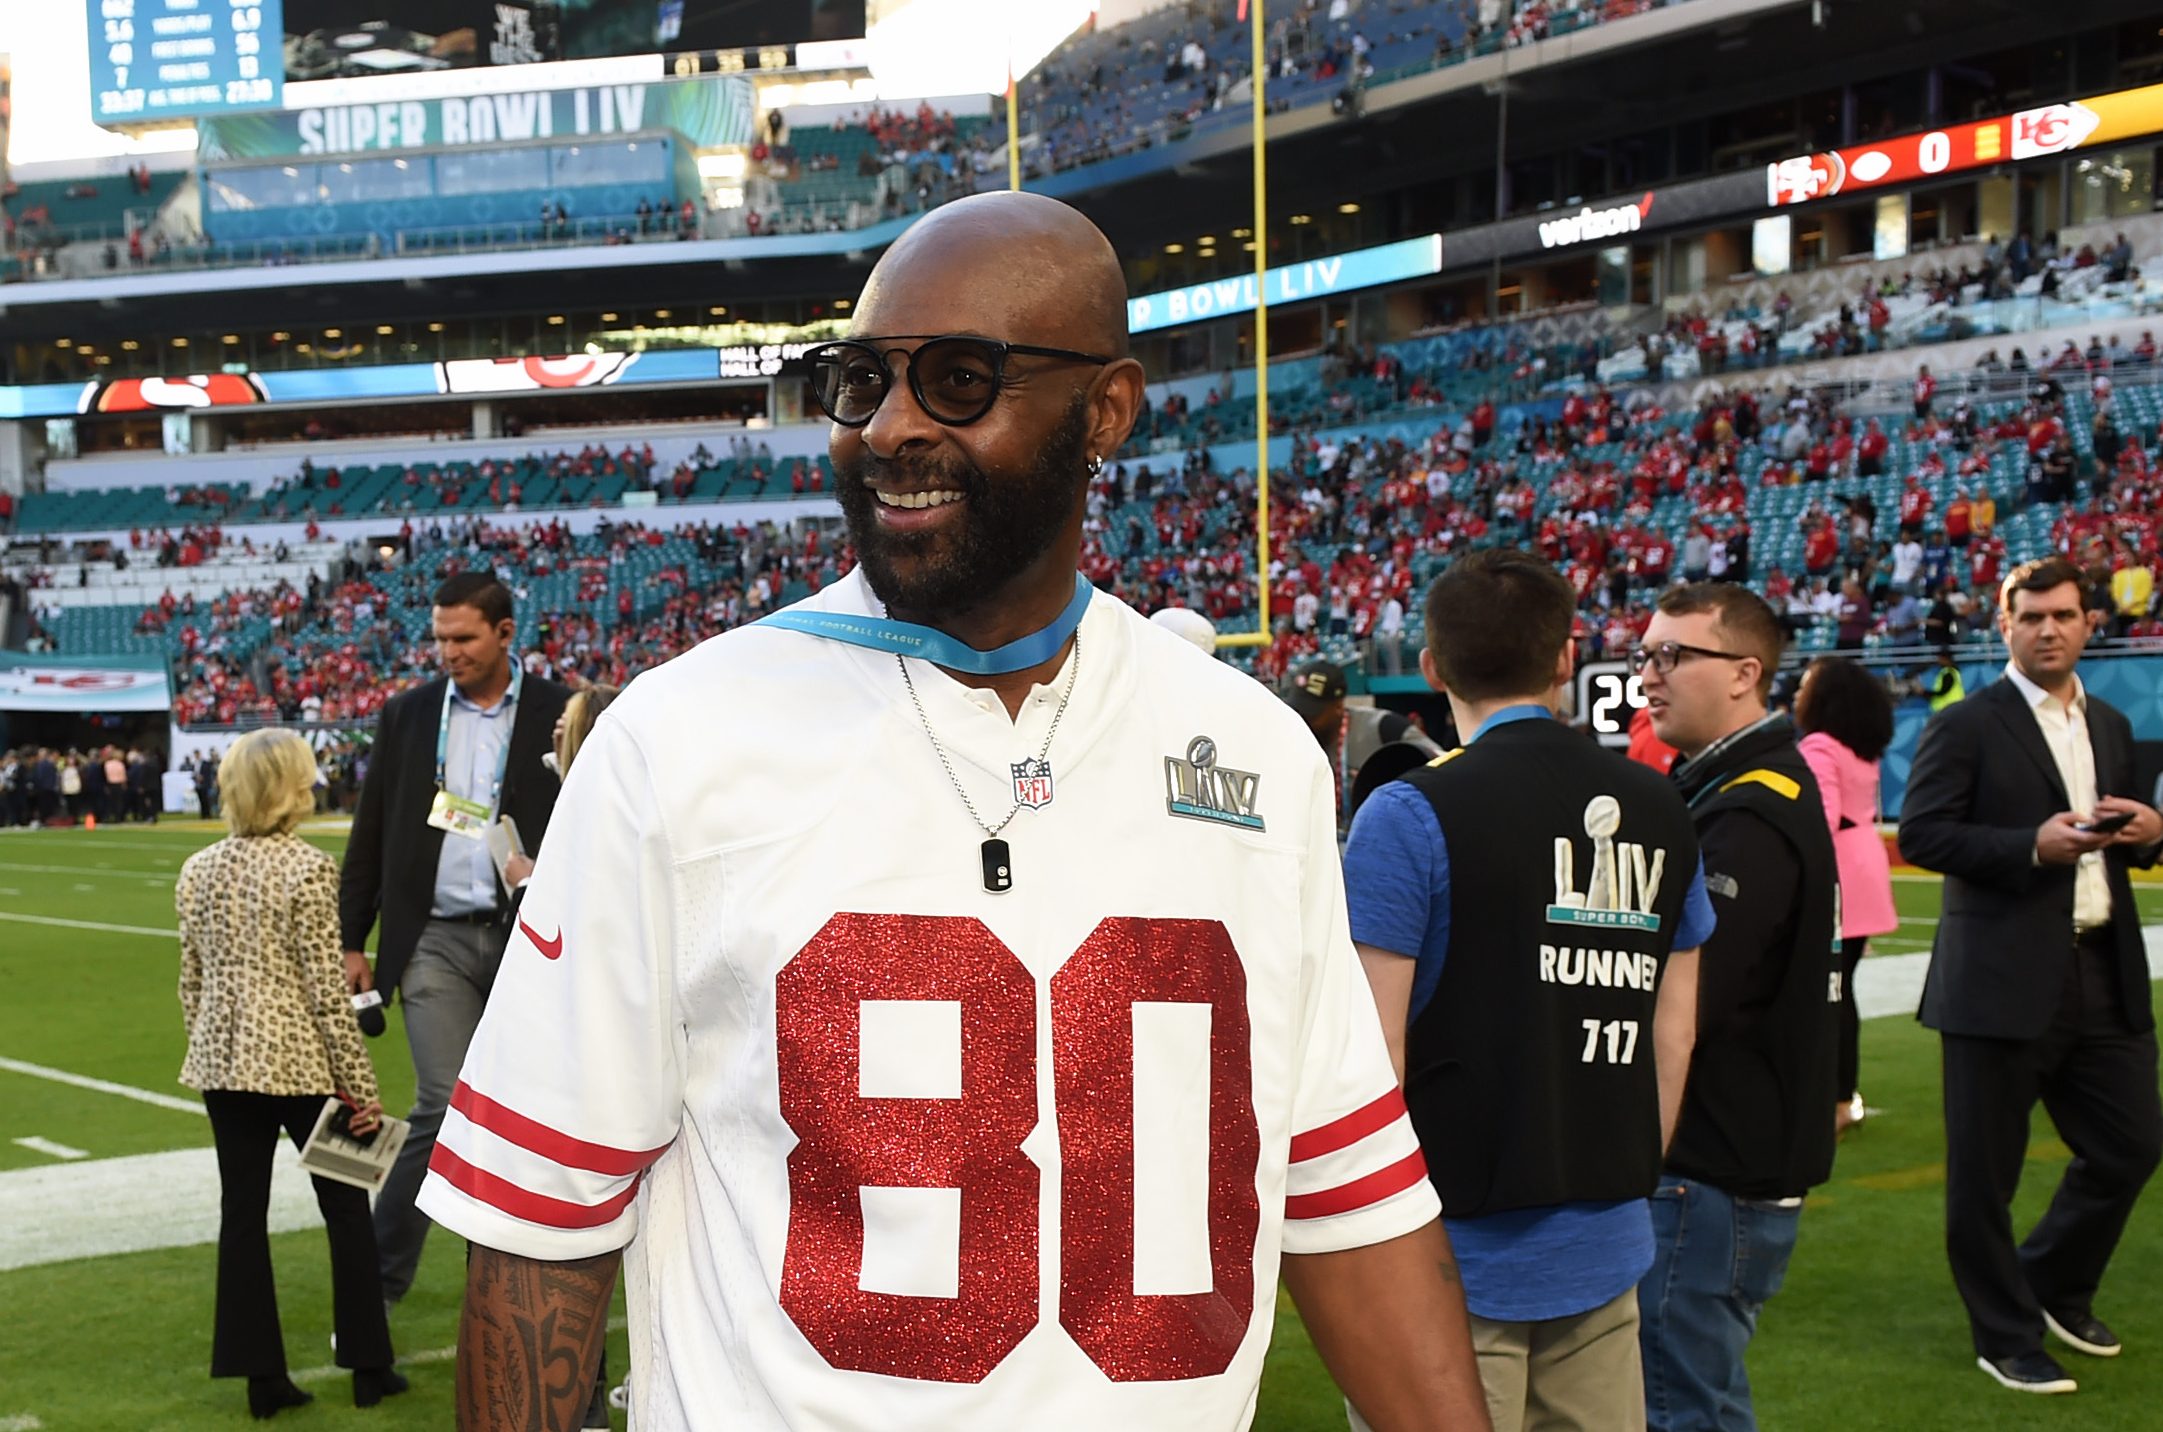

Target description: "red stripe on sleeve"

left=450, top=1079, right=671, bottom=1177
left=428, top=1144, right=643, bottom=1230
left=1289, top=1088, right=1409, bottom=1164
left=1284, top=1148, right=1430, bottom=1221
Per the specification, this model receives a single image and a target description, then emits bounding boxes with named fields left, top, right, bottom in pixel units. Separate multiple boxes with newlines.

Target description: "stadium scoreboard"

left=89, top=0, right=284, bottom=124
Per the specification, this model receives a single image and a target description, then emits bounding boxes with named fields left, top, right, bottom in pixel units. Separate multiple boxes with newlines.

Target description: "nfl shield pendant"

left=981, top=838, right=1013, bottom=894
left=1011, top=757, right=1054, bottom=810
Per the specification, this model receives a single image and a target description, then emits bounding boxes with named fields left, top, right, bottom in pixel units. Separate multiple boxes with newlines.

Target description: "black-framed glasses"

left=804, top=335, right=1115, bottom=428
left=1628, top=641, right=1755, bottom=676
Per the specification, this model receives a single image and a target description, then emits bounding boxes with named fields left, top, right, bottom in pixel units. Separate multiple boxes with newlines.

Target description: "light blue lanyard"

left=435, top=665, right=522, bottom=805
left=759, top=573, right=1093, bottom=674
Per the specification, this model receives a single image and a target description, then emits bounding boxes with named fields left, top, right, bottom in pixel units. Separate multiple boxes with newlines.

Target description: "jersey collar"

left=1469, top=704, right=1553, bottom=743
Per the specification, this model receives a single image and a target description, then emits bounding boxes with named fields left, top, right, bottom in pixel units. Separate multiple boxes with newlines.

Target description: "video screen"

left=91, top=0, right=866, bottom=124
left=283, top=1, right=864, bottom=79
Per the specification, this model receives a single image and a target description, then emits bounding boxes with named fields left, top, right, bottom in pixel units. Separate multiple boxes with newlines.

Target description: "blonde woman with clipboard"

left=176, top=728, right=407, bottom=1419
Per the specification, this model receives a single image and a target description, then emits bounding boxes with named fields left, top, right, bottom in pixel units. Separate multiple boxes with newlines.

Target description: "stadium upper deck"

left=7, top=0, right=2163, bottom=558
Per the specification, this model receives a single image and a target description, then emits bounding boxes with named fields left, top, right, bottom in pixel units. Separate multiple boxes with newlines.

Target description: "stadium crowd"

left=14, top=344, right=2163, bottom=730
left=130, top=513, right=838, bottom=726
left=1642, top=227, right=2148, bottom=377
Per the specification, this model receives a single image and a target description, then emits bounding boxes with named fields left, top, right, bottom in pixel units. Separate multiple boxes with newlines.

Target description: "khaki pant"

left=1347, top=1289, right=1645, bottom=1432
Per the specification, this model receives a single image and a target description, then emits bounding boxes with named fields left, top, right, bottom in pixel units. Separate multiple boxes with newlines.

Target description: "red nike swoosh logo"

left=519, top=917, right=563, bottom=961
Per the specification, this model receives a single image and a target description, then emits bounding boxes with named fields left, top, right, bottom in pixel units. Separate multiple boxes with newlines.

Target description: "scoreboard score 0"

left=89, top=0, right=284, bottom=125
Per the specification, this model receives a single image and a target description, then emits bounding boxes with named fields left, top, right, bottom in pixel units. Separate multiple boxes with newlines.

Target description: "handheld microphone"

left=352, top=988, right=386, bottom=1038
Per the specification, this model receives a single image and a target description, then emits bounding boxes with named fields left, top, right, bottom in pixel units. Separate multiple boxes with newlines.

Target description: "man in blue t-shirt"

left=1345, top=550, right=1715, bottom=1432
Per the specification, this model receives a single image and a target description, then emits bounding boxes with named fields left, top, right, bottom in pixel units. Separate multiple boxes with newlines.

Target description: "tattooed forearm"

left=457, top=1244, right=622, bottom=1432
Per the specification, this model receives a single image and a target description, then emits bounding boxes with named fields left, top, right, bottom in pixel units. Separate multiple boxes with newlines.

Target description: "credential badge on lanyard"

left=427, top=667, right=521, bottom=841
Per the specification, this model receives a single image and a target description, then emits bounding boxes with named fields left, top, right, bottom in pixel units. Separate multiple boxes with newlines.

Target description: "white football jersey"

left=418, top=571, right=1437, bottom=1430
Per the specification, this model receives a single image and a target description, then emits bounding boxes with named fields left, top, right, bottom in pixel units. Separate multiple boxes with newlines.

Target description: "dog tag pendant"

left=981, top=838, right=1013, bottom=893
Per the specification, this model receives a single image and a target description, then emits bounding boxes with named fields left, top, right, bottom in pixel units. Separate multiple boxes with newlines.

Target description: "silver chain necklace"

left=896, top=633, right=1079, bottom=893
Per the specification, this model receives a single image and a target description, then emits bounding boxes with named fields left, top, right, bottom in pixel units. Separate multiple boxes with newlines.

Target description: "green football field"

left=2, top=821, right=2161, bottom=1430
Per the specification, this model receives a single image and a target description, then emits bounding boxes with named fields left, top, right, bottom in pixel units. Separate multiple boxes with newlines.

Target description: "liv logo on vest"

left=1547, top=795, right=1669, bottom=932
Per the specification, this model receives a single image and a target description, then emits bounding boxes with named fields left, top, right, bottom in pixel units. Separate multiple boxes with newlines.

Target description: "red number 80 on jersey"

left=776, top=913, right=1262, bottom=1384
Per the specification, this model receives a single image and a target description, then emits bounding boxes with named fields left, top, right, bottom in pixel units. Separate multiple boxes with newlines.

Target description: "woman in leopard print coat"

left=177, top=729, right=406, bottom=1418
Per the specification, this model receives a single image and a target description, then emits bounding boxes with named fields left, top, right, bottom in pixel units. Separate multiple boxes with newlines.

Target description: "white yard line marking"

left=0, top=1145, right=308, bottom=1271
left=0, top=828, right=202, bottom=841
left=1853, top=929, right=2163, bottom=1020
left=290, top=1319, right=627, bottom=1385
left=0, top=1056, right=205, bottom=1116
left=12, top=1137, right=89, bottom=1161
left=0, top=912, right=178, bottom=938
left=0, top=862, right=178, bottom=880
left=0, top=1413, right=47, bottom=1430
left=1893, top=869, right=2163, bottom=905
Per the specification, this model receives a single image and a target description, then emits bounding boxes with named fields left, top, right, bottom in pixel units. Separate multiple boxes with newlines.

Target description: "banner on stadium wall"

left=433, top=349, right=721, bottom=393
left=0, top=653, right=172, bottom=713
left=0, top=349, right=732, bottom=420
left=1122, top=169, right=1768, bottom=337
left=1127, top=235, right=1443, bottom=335
left=195, top=75, right=755, bottom=159
left=1765, top=80, right=2163, bottom=208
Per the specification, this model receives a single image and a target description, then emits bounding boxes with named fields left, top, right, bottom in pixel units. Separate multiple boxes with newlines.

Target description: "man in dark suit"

left=1900, top=555, right=2163, bottom=1396
left=339, top=572, right=569, bottom=1307
left=127, top=748, right=160, bottom=822
left=30, top=750, right=59, bottom=823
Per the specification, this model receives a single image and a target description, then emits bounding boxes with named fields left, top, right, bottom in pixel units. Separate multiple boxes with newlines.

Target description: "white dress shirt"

left=2004, top=662, right=2112, bottom=931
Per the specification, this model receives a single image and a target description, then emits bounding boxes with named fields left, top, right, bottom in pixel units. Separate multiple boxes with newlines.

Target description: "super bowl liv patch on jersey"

left=1165, top=735, right=1265, bottom=831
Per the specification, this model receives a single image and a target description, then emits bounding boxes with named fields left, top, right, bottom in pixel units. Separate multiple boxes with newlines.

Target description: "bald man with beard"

left=426, top=193, right=1489, bottom=1432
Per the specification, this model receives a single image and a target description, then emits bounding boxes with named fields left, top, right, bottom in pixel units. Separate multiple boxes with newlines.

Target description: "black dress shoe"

left=246, top=1376, right=314, bottom=1420
left=353, top=1365, right=410, bottom=1408
left=2045, top=1308, right=2123, bottom=1358
left=1977, top=1351, right=2078, bottom=1394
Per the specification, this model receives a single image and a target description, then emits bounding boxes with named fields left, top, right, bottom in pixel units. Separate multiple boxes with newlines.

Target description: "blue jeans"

left=1638, top=1177, right=1802, bottom=1432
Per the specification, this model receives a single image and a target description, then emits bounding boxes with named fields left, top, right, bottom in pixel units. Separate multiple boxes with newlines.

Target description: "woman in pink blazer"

left=1795, top=657, right=1898, bottom=1133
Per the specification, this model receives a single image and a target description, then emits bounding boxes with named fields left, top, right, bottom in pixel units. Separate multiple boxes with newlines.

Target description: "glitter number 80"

left=775, top=913, right=1261, bottom=1384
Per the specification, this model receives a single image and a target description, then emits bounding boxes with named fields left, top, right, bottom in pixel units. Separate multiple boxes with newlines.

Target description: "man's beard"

left=835, top=395, right=1092, bottom=622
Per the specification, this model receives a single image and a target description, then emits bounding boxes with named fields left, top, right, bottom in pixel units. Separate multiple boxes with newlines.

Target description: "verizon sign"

left=1538, top=194, right=1654, bottom=249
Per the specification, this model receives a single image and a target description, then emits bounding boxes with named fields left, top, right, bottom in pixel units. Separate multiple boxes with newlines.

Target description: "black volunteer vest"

left=1399, top=718, right=1699, bottom=1219
left=1669, top=719, right=1841, bottom=1198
